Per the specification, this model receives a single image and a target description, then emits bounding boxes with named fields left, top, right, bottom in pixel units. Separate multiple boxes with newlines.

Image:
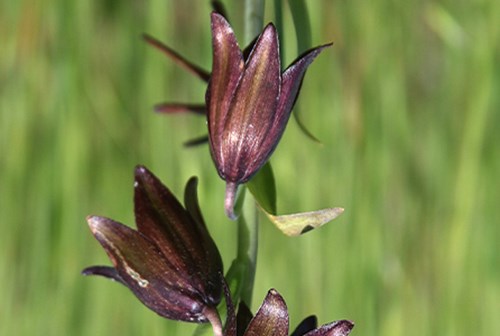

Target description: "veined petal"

left=208, top=12, right=244, bottom=165
left=184, top=177, right=224, bottom=304
left=220, top=23, right=281, bottom=184
left=303, top=320, right=354, bottom=336
left=133, top=166, right=223, bottom=305
left=243, top=289, right=289, bottom=336
left=261, top=43, right=332, bottom=154
left=86, top=215, right=206, bottom=322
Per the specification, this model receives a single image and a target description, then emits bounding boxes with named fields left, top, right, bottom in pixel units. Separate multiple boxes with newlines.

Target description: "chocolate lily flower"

left=225, top=289, right=354, bottom=336
left=207, top=13, right=332, bottom=219
left=82, top=166, right=223, bottom=326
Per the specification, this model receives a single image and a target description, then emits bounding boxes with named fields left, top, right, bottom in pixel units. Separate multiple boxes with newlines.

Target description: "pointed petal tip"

left=262, top=22, right=278, bottom=38
left=264, top=288, right=287, bottom=307
left=86, top=215, right=102, bottom=231
left=81, top=267, right=93, bottom=276
left=211, top=11, right=229, bottom=29
left=210, top=11, right=225, bottom=22
left=333, top=320, right=355, bottom=335
left=134, top=165, right=149, bottom=177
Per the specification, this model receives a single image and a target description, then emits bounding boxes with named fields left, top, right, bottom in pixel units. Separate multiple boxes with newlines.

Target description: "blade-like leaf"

left=303, top=320, right=354, bottom=336
left=287, top=0, right=329, bottom=143
left=247, top=162, right=277, bottom=215
left=244, top=289, right=289, bottom=336
left=143, top=34, right=210, bottom=82
left=154, top=102, right=206, bottom=115
left=184, top=135, right=209, bottom=147
left=263, top=207, right=344, bottom=236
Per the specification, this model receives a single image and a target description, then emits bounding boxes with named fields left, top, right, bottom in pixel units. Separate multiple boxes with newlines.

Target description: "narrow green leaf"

left=287, top=0, right=322, bottom=143
left=293, top=111, right=322, bottom=144
left=264, top=207, right=344, bottom=236
left=273, top=0, right=284, bottom=65
left=246, top=162, right=277, bottom=215
left=287, top=0, right=312, bottom=54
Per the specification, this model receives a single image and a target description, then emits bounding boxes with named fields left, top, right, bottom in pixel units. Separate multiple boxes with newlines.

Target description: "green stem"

left=236, top=0, right=264, bottom=307
left=236, top=190, right=259, bottom=306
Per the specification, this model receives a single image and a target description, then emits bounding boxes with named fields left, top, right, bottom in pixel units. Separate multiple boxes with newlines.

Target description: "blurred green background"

left=1, top=0, right=499, bottom=335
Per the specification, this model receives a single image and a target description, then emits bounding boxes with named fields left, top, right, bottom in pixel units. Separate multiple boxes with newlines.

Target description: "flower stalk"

left=235, top=0, right=265, bottom=309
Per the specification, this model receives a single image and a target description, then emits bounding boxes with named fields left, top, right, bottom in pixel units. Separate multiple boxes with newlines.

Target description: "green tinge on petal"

left=262, top=207, right=344, bottom=236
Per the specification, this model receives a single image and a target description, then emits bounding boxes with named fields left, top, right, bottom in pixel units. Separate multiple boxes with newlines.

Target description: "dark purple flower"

left=225, top=289, right=354, bottom=336
left=207, top=13, right=331, bottom=219
left=82, top=166, right=223, bottom=324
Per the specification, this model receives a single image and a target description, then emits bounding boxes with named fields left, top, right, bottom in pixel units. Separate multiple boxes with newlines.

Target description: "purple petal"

left=303, top=320, right=354, bottom=336
left=290, top=315, right=318, bottom=336
left=218, top=23, right=281, bottom=184
left=243, top=289, right=289, bottom=336
left=208, top=12, right=244, bottom=167
left=143, top=34, right=210, bottom=82
left=154, top=102, right=206, bottom=115
left=260, top=43, right=331, bottom=155
left=133, top=166, right=223, bottom=305
left=86, top=215, right=206, bottom=322
left=81, top=265, right=125, bottom=284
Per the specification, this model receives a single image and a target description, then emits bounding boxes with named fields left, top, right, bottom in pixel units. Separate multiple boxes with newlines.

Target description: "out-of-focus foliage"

left=0, top=0, right=498, bottom=335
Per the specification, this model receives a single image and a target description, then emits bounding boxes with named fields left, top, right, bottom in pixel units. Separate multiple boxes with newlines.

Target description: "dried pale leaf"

left=264, top=207, right=344, bottom=236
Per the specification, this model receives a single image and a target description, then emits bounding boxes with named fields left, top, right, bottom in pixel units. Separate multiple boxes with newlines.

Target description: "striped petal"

left=86, top=215, right=206, bottom=322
